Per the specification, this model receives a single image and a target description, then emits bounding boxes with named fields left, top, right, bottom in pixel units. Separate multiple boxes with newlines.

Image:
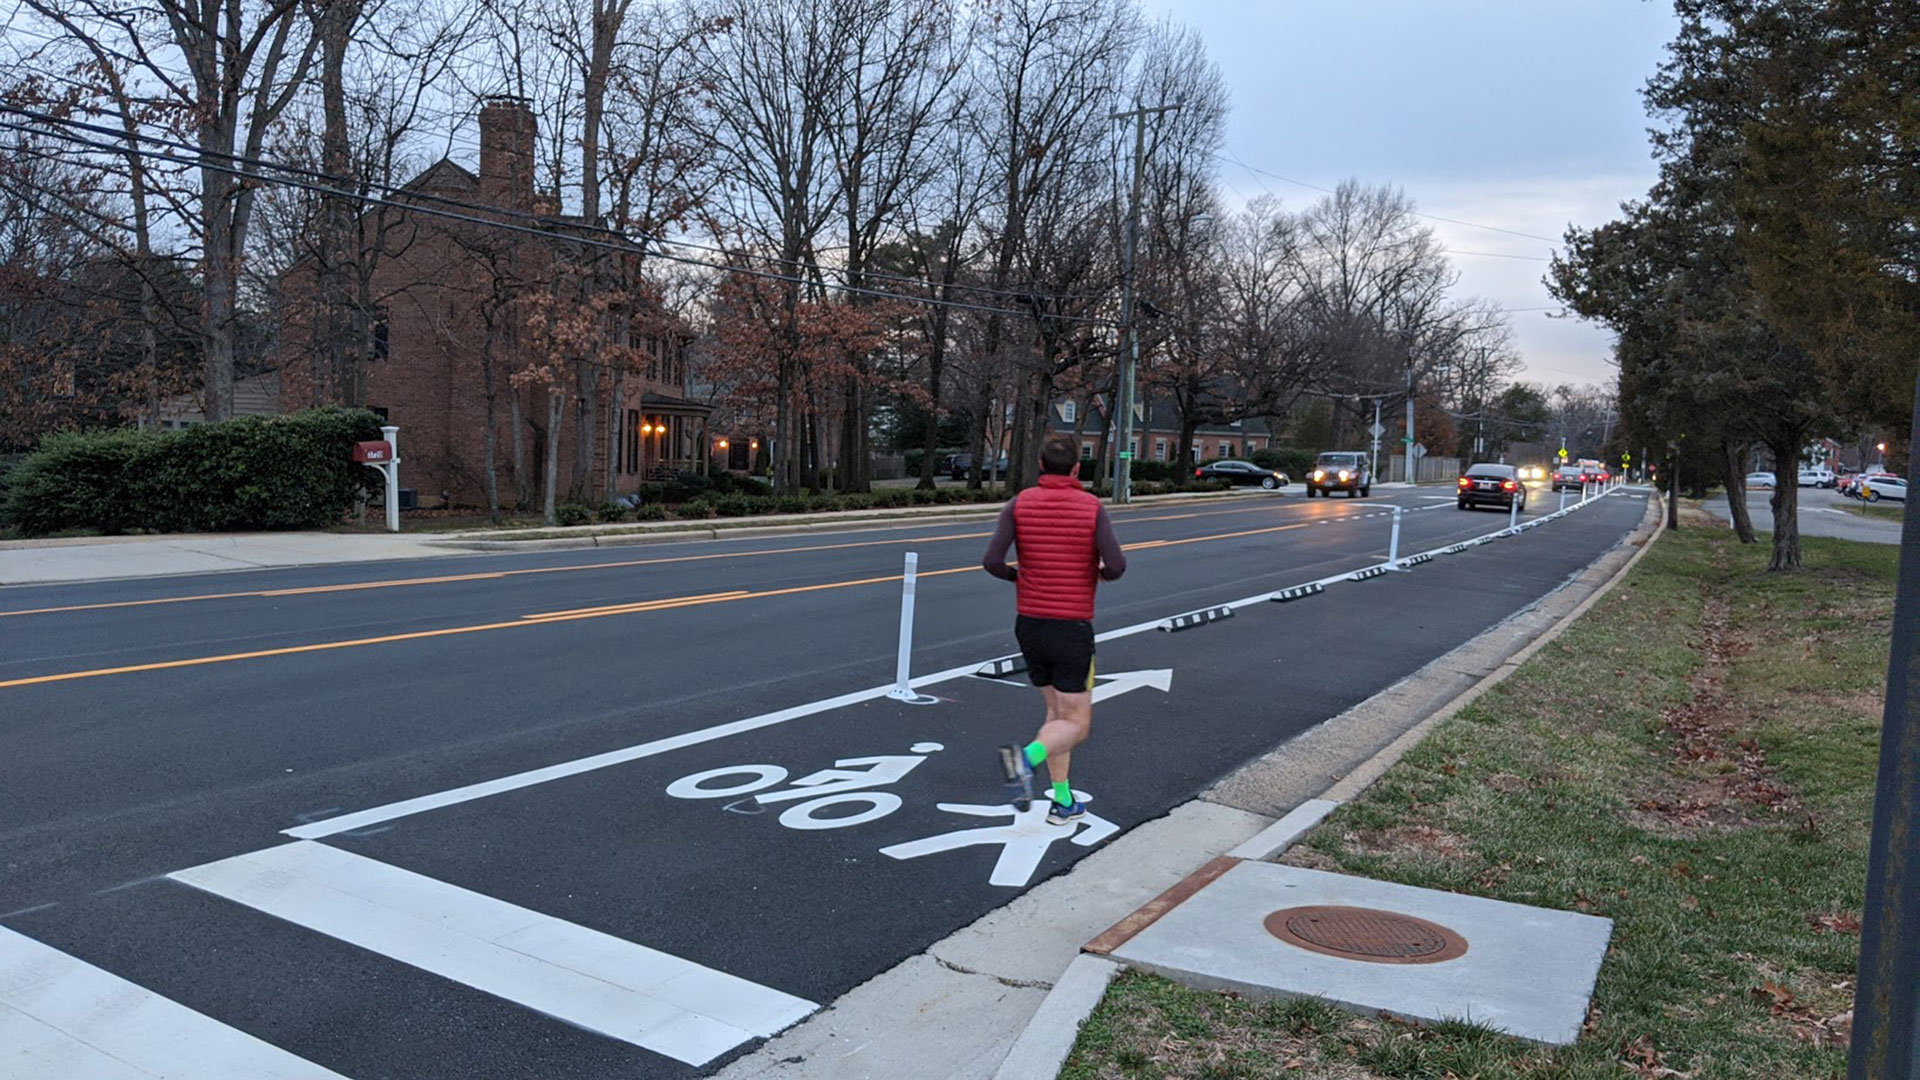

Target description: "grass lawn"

left=1064, top=514, right=1893, bottom=1080
left=1844, top=501, right=1904, bottom=523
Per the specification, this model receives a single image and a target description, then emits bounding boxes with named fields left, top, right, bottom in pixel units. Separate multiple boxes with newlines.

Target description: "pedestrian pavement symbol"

left=879, top=794, right=1118, bottom=887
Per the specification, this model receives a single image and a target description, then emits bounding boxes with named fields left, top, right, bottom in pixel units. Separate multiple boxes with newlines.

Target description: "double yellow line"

left=0, top=514, right=1329, bottom=690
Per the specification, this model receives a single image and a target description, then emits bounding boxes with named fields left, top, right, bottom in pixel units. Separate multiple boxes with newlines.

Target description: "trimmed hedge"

left=1, top=408, right=384, bottom=536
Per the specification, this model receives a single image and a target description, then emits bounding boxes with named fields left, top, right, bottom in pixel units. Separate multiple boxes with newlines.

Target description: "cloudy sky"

left=1141, top=0, right=1682, bottom=389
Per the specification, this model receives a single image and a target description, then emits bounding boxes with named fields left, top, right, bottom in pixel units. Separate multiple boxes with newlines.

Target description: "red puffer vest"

left=1012, top=474, right=1102, bottom=621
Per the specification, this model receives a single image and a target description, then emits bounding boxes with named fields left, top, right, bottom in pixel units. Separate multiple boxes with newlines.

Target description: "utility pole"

left=1850, top=375, right=1920, bottom=1080
left=1110, top=99, right=1179, bottom=505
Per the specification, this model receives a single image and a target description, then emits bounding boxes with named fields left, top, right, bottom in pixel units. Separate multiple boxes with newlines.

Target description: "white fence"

left=1388, top=454, right=1462, bottom=484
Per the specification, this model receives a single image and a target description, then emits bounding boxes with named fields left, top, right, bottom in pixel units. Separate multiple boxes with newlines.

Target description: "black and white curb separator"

left=1268, top=582, right=1326, bottom=603
left=1159, top=605, right=1235, bottom=632
left=975, top=654, right=1028, bottom=678
left=1348, top=564, right=1392, bottom=582
left=1442, top=542, right=1471, bottom=555
left=1401, top=552, right=1434, bottom=566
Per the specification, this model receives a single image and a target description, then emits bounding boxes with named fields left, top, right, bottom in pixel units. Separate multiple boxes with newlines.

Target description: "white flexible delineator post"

left=1385, top=504, right=1407, bottom=570
left=1509, top=496, right=1520, bottom=531
left=381, top=424, right=401, bottom=532
left=889, top=552, right=936, bottom=704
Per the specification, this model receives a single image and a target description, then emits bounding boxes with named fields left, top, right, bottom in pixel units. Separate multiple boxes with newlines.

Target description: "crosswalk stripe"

left=170, top=842, right=816, bottom=1067
left=0, top=925, right=343, bottom=1080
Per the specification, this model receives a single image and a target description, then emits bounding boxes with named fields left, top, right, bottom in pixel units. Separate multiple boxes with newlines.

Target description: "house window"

left=1128, top=438, right=1138, bottom=457
left=1154, top=439, right=1167, bottom=461
left=372, top=309, right=390, bottom=360
left=1190, top=442, right=1200, bottom=460
left=369, top=406, right=389, bottom=422
left=1219, top=441, right=1232, bottom=458
left=1081, top=441, right=1094, bottom=460
left=1061, top=401, right=1076, bottom=424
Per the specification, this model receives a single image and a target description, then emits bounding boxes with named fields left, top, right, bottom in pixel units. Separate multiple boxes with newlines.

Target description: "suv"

left=1306, top=452, right=1371, bottom=498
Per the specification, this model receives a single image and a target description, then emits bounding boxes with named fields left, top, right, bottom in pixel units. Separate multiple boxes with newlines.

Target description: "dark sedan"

left=1457, top=463, right=1528, bottom=511
left=1194, top=459, right=1289, bottom=489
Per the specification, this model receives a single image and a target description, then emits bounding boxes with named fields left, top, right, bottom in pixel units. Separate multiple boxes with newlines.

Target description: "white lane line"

left=170, top=842, right=815, bottom=1067
left=0, top=925, right=345, bottom=1080
left=283, top=663, right=975, bottom=839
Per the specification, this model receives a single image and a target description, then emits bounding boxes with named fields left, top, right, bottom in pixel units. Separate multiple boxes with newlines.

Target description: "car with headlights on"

left=1457, top=463, right=1528, bottom=512
left=1305, top=451, right=1371, bottom=498
left=1193, top=459, right=1289, bottom=489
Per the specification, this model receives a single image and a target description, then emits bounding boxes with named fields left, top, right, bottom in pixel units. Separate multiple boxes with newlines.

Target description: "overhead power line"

left=0, top=105, right=1121, bottom=327
left=1215, top=151, right=1565, bottom=246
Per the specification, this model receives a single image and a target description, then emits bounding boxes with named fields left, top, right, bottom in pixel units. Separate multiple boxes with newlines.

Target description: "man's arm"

left=982, top=502, right=1018, bottom=581
left=1094, top=505, right=1126, bottom=581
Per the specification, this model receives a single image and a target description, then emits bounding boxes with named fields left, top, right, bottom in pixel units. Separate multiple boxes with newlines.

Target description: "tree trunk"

left=1667, top=445, right=1681, bottom=531
left=510, top=385, right=528, bottom=511
left=544, top=389, right=565, bottom=525
left=1176, top=413, right=1200, bottom=476
left=1767, top=438, right=1801, bottom=571
left=1722, top=438, right=1757, bottom=543
left=966, top=380, right=990, bottom=490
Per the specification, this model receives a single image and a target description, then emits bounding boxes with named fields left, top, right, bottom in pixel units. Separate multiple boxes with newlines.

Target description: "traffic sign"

left=1368, top=422, right=1386, bottom=438
left=1557, top=447, right=1569, bottom=460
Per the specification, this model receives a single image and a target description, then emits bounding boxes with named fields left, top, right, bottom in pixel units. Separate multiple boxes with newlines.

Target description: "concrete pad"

left=1110, top=862, right=1611, bottom=1045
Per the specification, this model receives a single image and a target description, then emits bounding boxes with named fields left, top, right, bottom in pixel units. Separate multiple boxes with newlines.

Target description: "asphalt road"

left=1697, top=483, right=1904, bottom=544
left=0, top=486, right=1648, bottom=1078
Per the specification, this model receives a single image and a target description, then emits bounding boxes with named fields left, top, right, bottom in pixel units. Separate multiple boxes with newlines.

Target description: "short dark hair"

left=1039, top=434, right=1078, bottom=476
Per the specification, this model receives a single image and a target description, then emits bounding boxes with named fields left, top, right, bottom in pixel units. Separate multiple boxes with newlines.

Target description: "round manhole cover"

left=1264, top=905, right=1469, bottom=965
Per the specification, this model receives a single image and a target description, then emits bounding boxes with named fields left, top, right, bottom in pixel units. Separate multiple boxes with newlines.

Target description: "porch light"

left=717, top=439, right=730, bottom=450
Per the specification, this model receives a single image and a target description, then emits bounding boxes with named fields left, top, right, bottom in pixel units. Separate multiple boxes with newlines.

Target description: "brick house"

left=277, top=97, right=708, bottom=508
left=1043, top=397, right=1272, bottom=466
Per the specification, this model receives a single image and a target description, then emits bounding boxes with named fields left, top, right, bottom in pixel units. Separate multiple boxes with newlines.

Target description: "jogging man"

left=982, top=434, right=1127, bottom=824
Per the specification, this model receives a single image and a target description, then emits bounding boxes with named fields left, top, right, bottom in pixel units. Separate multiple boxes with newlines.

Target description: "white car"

left=1860, top=475, right=1907, bottom=502
left=1745, top=471, right=1776, bottom=489
left=1798, top=467, right=1836, bottom=488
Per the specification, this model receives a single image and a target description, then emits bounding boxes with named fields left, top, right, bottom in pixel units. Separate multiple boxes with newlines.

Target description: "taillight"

left=1194, top=468, right=1204, bottom=478
left=1457, top=477, right=1471, bottom=488
left=1502, top=480, right=1517, bottom=491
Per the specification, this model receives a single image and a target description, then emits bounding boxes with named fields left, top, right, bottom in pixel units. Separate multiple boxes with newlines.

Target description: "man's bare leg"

left=1031, top=688, right=1091, bottom=811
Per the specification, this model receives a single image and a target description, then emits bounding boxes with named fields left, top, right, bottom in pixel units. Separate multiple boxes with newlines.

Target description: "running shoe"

left=998, top=744, right=1035, bottom=808
left=1047, top=798, right=1086, bottom=825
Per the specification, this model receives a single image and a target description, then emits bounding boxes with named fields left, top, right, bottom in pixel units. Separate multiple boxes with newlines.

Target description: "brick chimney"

left=477, top=96, right=535, bottom=210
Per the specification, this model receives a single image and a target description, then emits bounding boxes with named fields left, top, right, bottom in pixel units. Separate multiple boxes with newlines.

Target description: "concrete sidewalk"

left=0, top=532, right=455, bottom=585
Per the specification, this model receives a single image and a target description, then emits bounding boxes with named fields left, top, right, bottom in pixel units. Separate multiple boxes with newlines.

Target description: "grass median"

left=1064, top=514, right=1891, bottom=1079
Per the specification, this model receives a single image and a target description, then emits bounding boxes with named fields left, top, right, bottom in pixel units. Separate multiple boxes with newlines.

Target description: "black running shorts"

left=1014, top=615, right=1097, bottom=693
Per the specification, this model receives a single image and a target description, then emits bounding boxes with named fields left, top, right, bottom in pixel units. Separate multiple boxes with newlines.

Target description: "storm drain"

left=1263, top=905, right=1469, bottom=965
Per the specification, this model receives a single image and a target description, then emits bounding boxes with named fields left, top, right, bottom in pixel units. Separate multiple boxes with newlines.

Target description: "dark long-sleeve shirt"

left=982, top=501, right=1126, bottom=583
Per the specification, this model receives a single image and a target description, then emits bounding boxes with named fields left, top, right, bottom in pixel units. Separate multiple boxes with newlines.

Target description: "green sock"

left=1023, top=741, right=1047, bottom=768
left=1052, top=780, right=1073, bottom=806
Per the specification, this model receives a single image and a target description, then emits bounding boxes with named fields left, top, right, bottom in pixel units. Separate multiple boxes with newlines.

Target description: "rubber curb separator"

left=1158, top=605, right=1234, bottom=632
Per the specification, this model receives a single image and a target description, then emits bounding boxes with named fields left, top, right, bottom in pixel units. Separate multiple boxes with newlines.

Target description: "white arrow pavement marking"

left=1090, top=669, right=1173, bottom=704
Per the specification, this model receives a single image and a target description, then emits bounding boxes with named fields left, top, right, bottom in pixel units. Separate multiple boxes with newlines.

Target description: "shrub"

left=554, top=503, right=592, bottom=526
left=1249, top=446, right=1316, bottom=478
left=0, top=408, right=383, bottom=537
left=632, top=503, right=669, bottom=521
left=595, top=501, right=628, bottom=523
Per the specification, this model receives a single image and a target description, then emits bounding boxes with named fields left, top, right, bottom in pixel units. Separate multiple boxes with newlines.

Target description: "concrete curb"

left=989, top=489, right=1664, bottom=1076
left=987, top=955, right=1122, bottom=1080
left=419, top=489, right=1261, bottom=552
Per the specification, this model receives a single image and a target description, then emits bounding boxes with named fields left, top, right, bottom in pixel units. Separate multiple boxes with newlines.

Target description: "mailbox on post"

left=352, top=425, right=402, bottom=531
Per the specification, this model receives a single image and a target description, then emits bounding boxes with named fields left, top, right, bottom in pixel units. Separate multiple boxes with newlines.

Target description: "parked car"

left=1859, top=474, right=1907, bottom=502
left=1797, top=467, right=1836, bottom=488
left=1745, top=471, right=1776, bottom=489
left=1551, top=465, right=1585, bottom=492
left=948, top=453, right=1008, bottom=481
left=1457, top=463, right=1527, bottom=512
left=1194, top=459, right=1288, bottom=489
left=1305, top=451, right=1371, bottom=498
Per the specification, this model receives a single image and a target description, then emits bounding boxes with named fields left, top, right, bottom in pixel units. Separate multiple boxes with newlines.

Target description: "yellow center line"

left=0, top=509, right=1356, bottom=689
left=0, top=497, right=1308, bottom=619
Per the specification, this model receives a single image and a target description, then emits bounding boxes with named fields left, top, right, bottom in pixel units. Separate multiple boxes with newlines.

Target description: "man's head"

left=1039, top=434, right=1079, bottom=477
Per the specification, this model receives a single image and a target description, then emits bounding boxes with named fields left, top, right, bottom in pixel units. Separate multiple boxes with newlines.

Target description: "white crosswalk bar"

left=0, top=925, right=344, bottom=1080
left=170, top=842, right=816, bottom=1067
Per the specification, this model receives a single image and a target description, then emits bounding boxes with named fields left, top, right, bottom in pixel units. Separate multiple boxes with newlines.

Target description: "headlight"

left=1338, top=470, right=1351, bottom=481
left=1312, top=470, right=1324, bottom=480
